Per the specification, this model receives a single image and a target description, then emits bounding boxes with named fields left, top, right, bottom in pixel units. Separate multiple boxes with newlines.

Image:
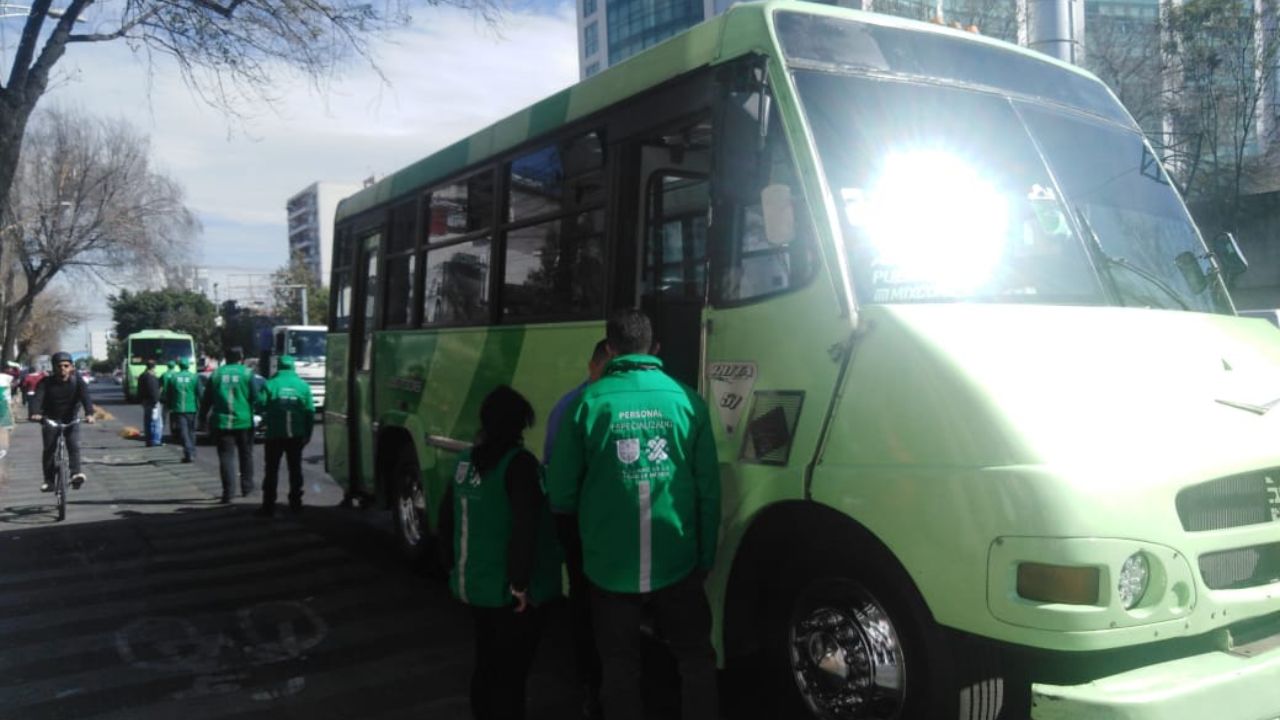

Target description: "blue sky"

left=0, top=2, right=581, bottom=350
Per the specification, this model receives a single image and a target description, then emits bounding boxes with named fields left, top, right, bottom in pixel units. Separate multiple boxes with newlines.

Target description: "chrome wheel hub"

left=397, top=477, right=424, bottom=547
left=789, top=587, right=906, bottom=719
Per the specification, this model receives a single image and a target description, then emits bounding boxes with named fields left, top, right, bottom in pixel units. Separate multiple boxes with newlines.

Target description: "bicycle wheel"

left=55, top=439, right=67, bottom=522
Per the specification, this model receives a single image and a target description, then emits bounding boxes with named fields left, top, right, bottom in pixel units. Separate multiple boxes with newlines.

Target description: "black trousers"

left=212, top=428, right=253, bottom=500
left=591, top=571, right=718, bottom=720
left=41, top=423, right=81, bottom=483
left=557, top=516, right=603, bottom=694
left=172, top=413, right=196, bottom=460
left=262, top=437, right=305, bottom=508
left=469, top=604, right=544, bottom=720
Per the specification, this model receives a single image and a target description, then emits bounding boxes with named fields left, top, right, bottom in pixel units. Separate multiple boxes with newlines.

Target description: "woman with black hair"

left=439, top=384, right=563, bottom=720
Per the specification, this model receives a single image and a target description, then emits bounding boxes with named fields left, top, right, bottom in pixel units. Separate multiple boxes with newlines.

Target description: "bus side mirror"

left=1175, top=251, right=1207, bottom=294
left=1213, top=232, right=1248, bottom=278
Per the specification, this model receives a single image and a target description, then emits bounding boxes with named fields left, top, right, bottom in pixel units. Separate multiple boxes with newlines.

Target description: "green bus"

left=122, top=329, right=195, bottom=403
left=323, top=3, right=1280, bottom=718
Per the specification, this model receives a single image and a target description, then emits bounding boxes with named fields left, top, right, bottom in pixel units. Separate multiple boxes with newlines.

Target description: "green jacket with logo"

left=263, top=365, right=315, bottom=440
left=200, top=363, right=257, bottom=431
left=547, top=354, right=721, bottom=594
left=163, top=369, right=200, bottom=414
left=447, top=447, right=563, bottom=608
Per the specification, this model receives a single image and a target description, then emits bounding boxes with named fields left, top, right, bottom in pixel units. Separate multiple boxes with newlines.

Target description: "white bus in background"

left=269, top=325, right=326, bottom=409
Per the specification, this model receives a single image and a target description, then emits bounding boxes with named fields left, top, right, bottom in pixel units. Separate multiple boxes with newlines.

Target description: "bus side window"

left=714, top=106, right=817, bottom=304
left=332, top=272, right=353, bottom=331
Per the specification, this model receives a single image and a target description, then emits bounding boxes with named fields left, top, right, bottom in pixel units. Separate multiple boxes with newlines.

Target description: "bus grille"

left=1199, top=543, right=1280, bottom=590
left=1176, top=471, right=1280, bottom=532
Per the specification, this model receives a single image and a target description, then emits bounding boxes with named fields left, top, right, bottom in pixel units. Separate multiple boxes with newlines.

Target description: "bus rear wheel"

left=390, top=449, right=430, bottom=565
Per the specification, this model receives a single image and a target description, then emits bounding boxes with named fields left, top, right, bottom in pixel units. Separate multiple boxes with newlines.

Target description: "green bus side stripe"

left=528, top=89, right=573, bottom=140
left=458, top=327, right=527, bottom=435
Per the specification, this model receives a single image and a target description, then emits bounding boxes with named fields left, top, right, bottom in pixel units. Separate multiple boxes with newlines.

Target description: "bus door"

left=349, top=232, right=382, bottom=491
left=633, top=119, right=713, bottom=388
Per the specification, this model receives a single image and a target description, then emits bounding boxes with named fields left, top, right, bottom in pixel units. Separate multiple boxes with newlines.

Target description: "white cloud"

left=40, top=4, right=579, bottom=267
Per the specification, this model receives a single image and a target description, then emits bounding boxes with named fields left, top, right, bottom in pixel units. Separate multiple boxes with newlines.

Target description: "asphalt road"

left=0, top=382, right=608, bottom=720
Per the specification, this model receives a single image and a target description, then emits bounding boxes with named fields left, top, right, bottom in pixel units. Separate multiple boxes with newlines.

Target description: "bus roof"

left=336, top=0, right=1108, bottom=222
left=126, top=329, right=194, bottom=338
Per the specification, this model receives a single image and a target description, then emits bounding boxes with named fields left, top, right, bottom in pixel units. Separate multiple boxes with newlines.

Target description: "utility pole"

left=275, top=284, right=308, bottom=325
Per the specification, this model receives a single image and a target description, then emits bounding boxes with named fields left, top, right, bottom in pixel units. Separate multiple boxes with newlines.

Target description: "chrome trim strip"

left=325, top=411, right=348, bottom=422
left=426, top=434, right=472, bottom=452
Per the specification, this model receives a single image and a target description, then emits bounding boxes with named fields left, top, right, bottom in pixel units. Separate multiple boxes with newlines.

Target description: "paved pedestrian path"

left=0, top=395, right=593, bottom=719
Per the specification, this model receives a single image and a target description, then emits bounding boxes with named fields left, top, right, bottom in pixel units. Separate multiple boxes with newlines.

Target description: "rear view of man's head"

left=606, top=309, right=652, bottom=357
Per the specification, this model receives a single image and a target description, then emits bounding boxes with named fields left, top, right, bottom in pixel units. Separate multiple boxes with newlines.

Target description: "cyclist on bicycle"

left=30, top=351, right=95, bottom=492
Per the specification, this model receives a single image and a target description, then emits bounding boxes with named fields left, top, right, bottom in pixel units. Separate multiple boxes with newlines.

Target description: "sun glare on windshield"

left=842, top=150, right=1009, bottom=297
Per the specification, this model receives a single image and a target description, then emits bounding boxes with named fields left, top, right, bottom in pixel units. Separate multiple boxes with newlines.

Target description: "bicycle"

left=43, top=418, right=80, bottom=522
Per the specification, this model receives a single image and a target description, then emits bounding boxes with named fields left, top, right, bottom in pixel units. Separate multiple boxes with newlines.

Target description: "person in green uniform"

left=255, top=355, right=315, bottom=517
left=438, top=385, right=562, bottom=720
left=161, top=359, right=177, bottom=442
left=547, top=308, right=721, bottom=720
left=163, top=358, right=200, bottom=462
left=199, top=347, right=258, bottom=503
left=0, top=373, right=14, bottom=461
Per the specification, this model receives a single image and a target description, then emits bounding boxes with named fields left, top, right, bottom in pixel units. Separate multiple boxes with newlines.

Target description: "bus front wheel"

left=761, top=543, right=1012, bottom=720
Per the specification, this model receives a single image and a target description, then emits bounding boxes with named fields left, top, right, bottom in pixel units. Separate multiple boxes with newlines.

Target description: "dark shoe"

left=337, top=495, right=355, bottom=509
left=70, top=473, right=86, bottom=490
left=40, top=482, right=52, bottom=492
left=219, top=496, right=232, bottom=504
left=288, top=502, right=303, bottom=514
left=254, top=506, right=275, bottom=518
left=180, top=457, right=192, bottom=464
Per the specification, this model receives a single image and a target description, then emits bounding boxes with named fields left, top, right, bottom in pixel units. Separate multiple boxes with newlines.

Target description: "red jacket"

left=22, top=372, right=44, bottom=394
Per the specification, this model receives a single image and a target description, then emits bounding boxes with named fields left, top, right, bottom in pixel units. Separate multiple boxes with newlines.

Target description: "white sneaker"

left=0, top=449, right=8, bottom=460
left=70, top=473, right=86, bottom=489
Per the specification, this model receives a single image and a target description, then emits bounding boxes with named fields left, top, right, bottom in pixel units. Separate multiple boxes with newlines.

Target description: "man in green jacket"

left=161, top=359, right=177, bottom=443
left=199, top=347, right=258, bottom=504
left=256, top=355, right=315, bottom=517
left=547, top=308, right=721, bottom=720
left=163, top=357, right=200, bottom=463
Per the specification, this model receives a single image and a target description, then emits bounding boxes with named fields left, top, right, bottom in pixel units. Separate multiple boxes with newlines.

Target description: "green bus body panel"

left=700, top=280, right=850, bottom=650
left=370, top=323, right=604, bottom=530
left=812, top=304, right=1280, bottom=653
left=324, top=334, right=351, bottom=487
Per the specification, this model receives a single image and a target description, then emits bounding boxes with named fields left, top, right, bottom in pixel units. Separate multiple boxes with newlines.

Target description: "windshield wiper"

left=1074, top=206, right=1190, bottom=311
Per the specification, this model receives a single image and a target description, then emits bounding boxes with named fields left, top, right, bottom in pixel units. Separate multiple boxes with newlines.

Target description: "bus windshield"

left=795, top=71, right=1228, bottom=313
left=286, top=330, right=326, bottom=362
left=129, top=338, right=193, bottom=365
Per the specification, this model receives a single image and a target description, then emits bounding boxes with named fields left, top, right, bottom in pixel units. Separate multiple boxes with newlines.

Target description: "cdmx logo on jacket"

left=1266, top=474, right=1280, bottom=521
left=616, top=439, right=640, bottom=465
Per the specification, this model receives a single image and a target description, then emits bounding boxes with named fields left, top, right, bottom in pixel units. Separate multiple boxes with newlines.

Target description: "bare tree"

left=1, top=107, right=197, bottom=361
left=16, top=287, right=83, bottom=359
left=1160, top=0, right=1280, bottom=233
left=0, top=0, right=495, bottom=291
left=1085, top=8, right=1165, bottom=134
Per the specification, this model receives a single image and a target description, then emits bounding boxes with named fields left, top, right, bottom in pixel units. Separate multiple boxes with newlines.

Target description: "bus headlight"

left=1117, top=552, right=1150, bottom=610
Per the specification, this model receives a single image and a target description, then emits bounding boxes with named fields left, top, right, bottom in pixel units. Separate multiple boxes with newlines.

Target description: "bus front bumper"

left=1031, top=631, right=1280, bottom=720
